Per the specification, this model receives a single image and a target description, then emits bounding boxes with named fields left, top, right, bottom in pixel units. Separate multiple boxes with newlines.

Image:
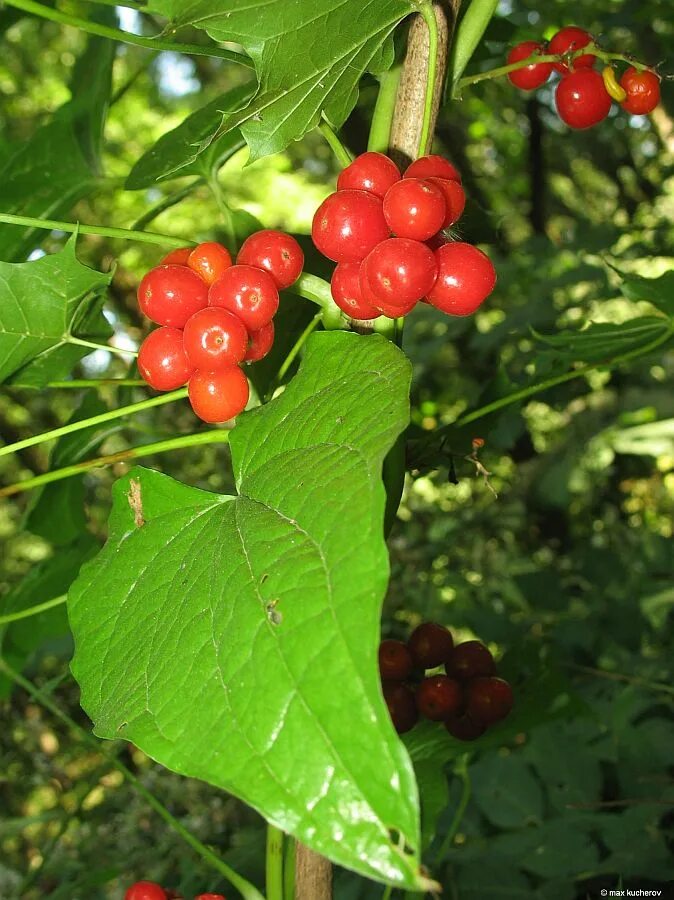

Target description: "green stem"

left=79, top=0, right=144, bottom=8
left=417, top=2, right=439, bottom=157
left=266, top=824, right=284, bottom=900
left=285, top=272, right=345, bottom=329
left=0, top=390, right=187, bottom=459
left=283, top=836, right=296, bottom=900
left=447, top=0, right=499, bottom=93
left=208, top=172, right=237, bottom=253
left=0, top=213, right=191, bottom=249
left=3, top=0, right=252, bottom=66
left=266, top=313, right=322, bottom=400
left=318, top=120, right=353, bottom=168
left=131, top=178, right=205, bottom=232
left=45, top=379, right=145, bottom=388
left=368, top=65, right=402, bottom=153
left=435, top=755, right=471, bottom=862
left=381, top=885, right=394, bottom=900
left=0, top=658, right=265, bottom=900
left=0, top=430, right=230, bottom=499
left=0, top=595, right=66, bottom=626
left=68, top=337, right=138, bottom=358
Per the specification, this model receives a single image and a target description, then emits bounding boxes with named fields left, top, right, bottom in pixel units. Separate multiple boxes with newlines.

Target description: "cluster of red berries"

left=379, top=623, right=513, bottom=741
left=312, top=152, right=497, bottom=319
left=125, top=881, right=223, bottom=900
left=137, top=232, right=303, bottom=422
left=507, top=25, right=661, bottom=129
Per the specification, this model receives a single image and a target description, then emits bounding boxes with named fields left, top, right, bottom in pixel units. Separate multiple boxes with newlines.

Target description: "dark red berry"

left=555, top=69, right=611, bottom=129
left=404, top=155, right=461, bottom=183
left=244, top=321, right=275, bottom=363
left=138, top=327, right=194, bottom=391
left=237, top=230, right=304, bottom=289
left=378, top=639, right=414, bottom=681
left=383, top=178, right=446, bottom=241
left=188, top=367, right=249, bottom=424
left=209, top=264, right=279, bottom=332
left=620, top=67, right=661, bottom=115
left=362, top=238, right=437, bottom=310
left=407, top=622, right=454, bottom=669
left=188, top=242, right=232, bottom=285
left=446, top=641, right=496, bottom=681
left=445, top=714, right=486, bottom=741
left=465, top=676, right=514, bottom=726
left=337, top=151, right=401, bottom=199
left=183, top=307, right=249, bottom=370
left=426, top=177, right=465, bottom=228
left=137, top=265, right=208, bottom=328
left=160, top=247, right=192, bottom=266
left=124, top=883, right=167, bottom=900
left=382, top=682, right=418, bottom=734
left=426, top=242, right=496, bottom=316
left=506, top=41, right=553, bottom=91
left=312, top=190, right=389, bottom=263
left=548, top=26, right=595, bottom=74
left=416, top=675, right=462, bottom=721
left=331, top=262, right=381, bottom=320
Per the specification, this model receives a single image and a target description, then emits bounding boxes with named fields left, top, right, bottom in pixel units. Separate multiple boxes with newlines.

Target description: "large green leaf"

left=69, top=332, right=436, bottom=890
left=147, top=0, right=414, bottom=160
left=0, top=236, right=112, bottom=387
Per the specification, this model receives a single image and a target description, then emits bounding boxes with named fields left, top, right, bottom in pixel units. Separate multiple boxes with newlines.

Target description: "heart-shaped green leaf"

left=69, top=332, right=435, bottom=890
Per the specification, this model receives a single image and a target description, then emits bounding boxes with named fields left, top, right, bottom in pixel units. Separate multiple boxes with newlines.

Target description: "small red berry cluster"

left=311, top=152, right=497, bottom=320
left=137, top=232, right=304, bottom=423
left=379, top=623, right=513, bottom=741
left=125, top=880, right=223, bottom=900
left=507, top=26, right=661, bottom=129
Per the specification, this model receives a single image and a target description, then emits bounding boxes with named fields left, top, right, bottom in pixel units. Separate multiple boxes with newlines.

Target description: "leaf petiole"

left=0, top=213, right=192, bottom=249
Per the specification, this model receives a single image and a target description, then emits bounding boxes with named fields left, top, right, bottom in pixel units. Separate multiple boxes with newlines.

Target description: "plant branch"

left=368, top=65, right=403, bottom=153
left=417, top=2, right=440, bottom=157
left=266, top=824, right=285, bottom=900
left=447, top=0, right=498, bottom=92
left=0, top=595, right=67, bottom=626
left=45, top=379, right=145, bottom=388
left=0, top=213, right=192, bottom=249
left=318, top=120, right=353, bottom=168
left=68, top=337, right=138, bottom=358
left=284, top=273, right=345, bottom=329
left=434, top=755, right=471, bottom=862
left=131, top=178, right=205, bottom=232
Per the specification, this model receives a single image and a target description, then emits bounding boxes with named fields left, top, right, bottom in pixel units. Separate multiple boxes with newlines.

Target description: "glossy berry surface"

left=208, top=265, right=279, bottom=332
left=188, top=242, right=232, bottom=286
left=382, top=682, right=418, bottom=734
left=331, top=262, right=381, bottom=320
left=426, top=242, right=496, bottom=316
left=188, top=367, right=249, bottom=424
left=237, top=230, right=304, bottom=289
left=244, top=321, right=275, bottom=363
left=378, top=639, right=414, bottom=681
left=138, top=327, right=193, bottom=391
left=195, top=895, right=226, bottom=900
left=445, top=714, right=486, bottom=742
left=124, top=882, right=167, bottom=900
left=383, top=178, right=446, bottom=241
left=183, top=308, right=248, bottom=370
left=404, top=155, right=461, bottom=183
left=555, top=69, right=612, bottom=129
left=416, top=675, right=462, bottom=721
left=362, top=238, right=437, bottom=309
left=161, top=247, right=192, bottom=266
left=548, top=26, right=595, bottom=73
left=407, top=622, right=454, bottom=669
left=620, top=67, right=661, bottom=115
left=337, top=151, right=401, bottom=199
left=446, top=641, right=496, bottom=681
left=357, top=260, right=417, bottom=317
left=466, top=676, right=514, bottom=725
left=312, top=190, right=389, bottom=262
left=507, top=41, right=553, bottom=90
left=426, top=177, right=465, bottom=228
left=138, top=265, right=208, bottom=328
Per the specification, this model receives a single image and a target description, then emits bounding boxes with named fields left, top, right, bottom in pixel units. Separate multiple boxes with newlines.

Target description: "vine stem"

left=417, top=2, right=440, bottom=157
left=208, top=172, right=238, bottom=254
left=68, top=337, right=138, bottom=358
left=434, top=755, right=471, bottom=863
left=0, top=390, right=187, bottom=460
left=318, top=120, right=353, bottom=168
left=0, top=213, right=191, bottom=249
left=0, top=595, right=66, bottom=626
left=3, top=0, right=253, bottom=66
left=45, top=379, right=145, bottom=388
left=0, top=658, right=265, bottom=900
left=266, top=825, right=285, bottom=900
left=266, top=313, right=322, bottom=401
left=367, top=65, right=402, bottom=153
left=0, top=430, right=230, bottom=499
left=131, top=178, right=205, bottom=232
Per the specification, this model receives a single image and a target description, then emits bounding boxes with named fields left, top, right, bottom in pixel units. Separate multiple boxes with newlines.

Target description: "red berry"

left=620, top=67, right=661, bottom=115
left=183, top=308, right=248, bottom=370
left=426, top=177, right=466, bottom=228
left=382, top=682, right=418, bottom=734
left=416, top=675, right=462, bottom=721
left=548, top=26, right=595, bottom=74
left=161, top=247, right=192, bottom=266
left=138, top=265, right=208, bottom=328
left=237, top=230, right=304, bottom=289
left=331, top=262, right=381, bottom=320
left=362, top=238, right=437, bottom=310
left=465, top=676, right=514, bottom=725
left=407, top=622, right=454, bottom=669
left=244, top=321, right=275, bottom=363
left=358, top=260, right=415, bottom=317
left=209, top=265, right=279, bottom=332
left=337, top=151, right=401, bottom=199
left=446, top=641, right=496, bottom=681
left=188, top=367, right=249, bottom=424
left=426, top=242, right=496, bottom=316
left=138, top=327, right=193, bottom=391
left=506, top=41, right=553, bottom=90
left=312, top=190, right=390, bottom=263
left=188, top=242, right=233, bottom=286
left=555, top=69, right=611, bottom=129
left=195, top=895, right=226, bottom=900
left=378, top=639, right=414, bottom=681
left=404, top=155, right=461, bottom=183
left=383, top=178, right=447, bottom=241
left=445, top=714, right=486, bottom=741
left=125, top=882, right=167, bottom=900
